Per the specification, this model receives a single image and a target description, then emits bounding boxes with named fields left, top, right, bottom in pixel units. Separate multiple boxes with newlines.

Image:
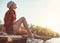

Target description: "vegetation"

left=30, top=25, right=60, bottom=37
left=21, top=25, right=60, bottom=37
left=0, top=24, right=60, bottom=37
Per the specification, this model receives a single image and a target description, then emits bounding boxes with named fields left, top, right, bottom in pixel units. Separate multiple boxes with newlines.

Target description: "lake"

left=46, top=38, right=60, bottom=43
left=26, top=38, right=60, bottom=43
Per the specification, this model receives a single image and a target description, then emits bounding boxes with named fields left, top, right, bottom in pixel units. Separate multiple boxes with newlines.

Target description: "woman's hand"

left=13, top=20, right=16, bottom=23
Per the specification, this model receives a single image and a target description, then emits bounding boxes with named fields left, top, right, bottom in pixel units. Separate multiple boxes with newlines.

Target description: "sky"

left=0, top=0, right=60, bottom=34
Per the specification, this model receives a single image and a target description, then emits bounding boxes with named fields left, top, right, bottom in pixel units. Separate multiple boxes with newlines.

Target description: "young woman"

left=3, top=1, right=51, bottom=40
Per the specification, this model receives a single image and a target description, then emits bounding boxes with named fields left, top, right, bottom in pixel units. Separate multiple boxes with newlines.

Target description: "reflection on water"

left=47, top=38, right=60, bottom=43
left=41, top=38, right=60, bottom=43
left=26, top=38, right=60, bottom=43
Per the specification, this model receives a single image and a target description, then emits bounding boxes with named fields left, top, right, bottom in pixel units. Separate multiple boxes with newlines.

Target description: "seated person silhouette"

left=2, top=1, right=51, bottom=41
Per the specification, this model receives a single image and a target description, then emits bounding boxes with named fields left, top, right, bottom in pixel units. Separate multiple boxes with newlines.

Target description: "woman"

left=4, top=1, right=32, bottom=35
left=3, top=1, right=51, bottom=40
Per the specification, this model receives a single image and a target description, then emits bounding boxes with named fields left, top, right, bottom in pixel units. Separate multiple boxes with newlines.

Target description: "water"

left=46, top=38, right=60, bottom=43
left=39, top=38, right=60, bottom=43
left=26, top=38, right=60, bottom=43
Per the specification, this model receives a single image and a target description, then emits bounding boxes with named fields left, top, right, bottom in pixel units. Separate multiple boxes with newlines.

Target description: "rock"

left=12, top=37, right=27, bottom=43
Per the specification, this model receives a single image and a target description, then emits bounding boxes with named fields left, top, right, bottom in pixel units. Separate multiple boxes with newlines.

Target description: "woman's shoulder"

left=6, top=9, right=14, bottom=15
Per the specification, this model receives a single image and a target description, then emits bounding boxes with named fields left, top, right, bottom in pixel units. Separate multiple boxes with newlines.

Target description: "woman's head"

left=7, top=1, right=17, bottom=10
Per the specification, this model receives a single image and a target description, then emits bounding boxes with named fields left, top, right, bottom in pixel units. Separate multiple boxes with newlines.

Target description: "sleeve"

left=11, top=11, right=16, bottom=21
left=12, top=14, right=16, bottom=21
left=4, top=11, right=14, bottom=22
left=5, top=12, right=13, bottom=21
left=4, top=11, right=13, bottom=26
left=10, top=10, right=16, bottom=21
left=4, top=10, right=16, bottom=26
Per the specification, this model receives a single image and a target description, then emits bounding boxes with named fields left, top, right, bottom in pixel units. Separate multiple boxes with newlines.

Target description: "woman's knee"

left=21, top=17, right=26, bottom=20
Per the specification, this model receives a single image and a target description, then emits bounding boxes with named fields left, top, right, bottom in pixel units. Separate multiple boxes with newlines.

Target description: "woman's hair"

left=7, top=1, right=16, bottom=8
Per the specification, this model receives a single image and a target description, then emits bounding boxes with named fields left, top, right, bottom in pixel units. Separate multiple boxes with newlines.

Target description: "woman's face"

left=11, top=4, right=17, bottom=10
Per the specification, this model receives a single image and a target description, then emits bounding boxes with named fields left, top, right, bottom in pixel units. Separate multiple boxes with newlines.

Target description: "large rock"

left=0, top=32, right=8, bottom=43
left=12, top=37, right=27, bottom=43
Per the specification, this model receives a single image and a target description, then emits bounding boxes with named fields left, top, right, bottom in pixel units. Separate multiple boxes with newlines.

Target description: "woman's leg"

left=32, top=34, right=51, bottom=41
left=13, top=17, right=32, bottom=35
left=12, top=17, right=51, bottom=40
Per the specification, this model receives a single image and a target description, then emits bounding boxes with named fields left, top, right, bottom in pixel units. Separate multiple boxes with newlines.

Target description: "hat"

left=7, top=1, right=16, bottom=8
